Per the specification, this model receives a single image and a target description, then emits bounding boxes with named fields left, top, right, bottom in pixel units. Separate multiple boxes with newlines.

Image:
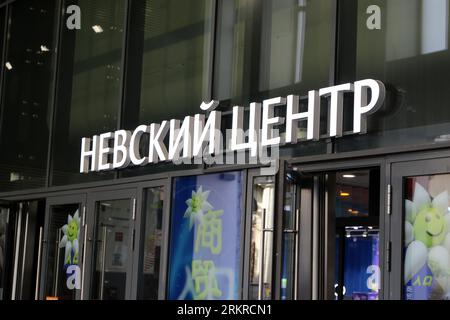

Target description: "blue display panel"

left=168, top=171, right=243, bottom=300
left=343, top=235, right=380, bottom=300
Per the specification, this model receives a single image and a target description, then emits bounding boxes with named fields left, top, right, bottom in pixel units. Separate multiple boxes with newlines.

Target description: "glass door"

left=84, top=189, right=137, bottom=300
left=41, top=194, right=86, bottom=300
left=290, top=163, right=384, bottom=300
left=10, top=201, right=46, bottom=300
left=132, top=180, right=168, bottom=300
left=391, top=157, right=450, bottom=300
left=245, top=170, right=276, bottom=300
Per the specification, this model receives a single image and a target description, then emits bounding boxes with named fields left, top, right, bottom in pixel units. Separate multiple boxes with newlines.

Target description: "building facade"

left=0, top=0, right=450, bottom=300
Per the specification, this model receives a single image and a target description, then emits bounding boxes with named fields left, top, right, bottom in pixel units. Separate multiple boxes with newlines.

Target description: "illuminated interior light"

left=343, top=174, right=356, bottom=178
left=340, top=192, right=350, bottom=197
left=5, top=62, right=12, bottom=70
left=40, top=45, right=49, bottom=52
left=92, top=25, right=104, bottom=33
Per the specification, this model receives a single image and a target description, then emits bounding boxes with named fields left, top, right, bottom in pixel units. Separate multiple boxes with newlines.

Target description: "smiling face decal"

left=414, top=207, right=447, bottom=248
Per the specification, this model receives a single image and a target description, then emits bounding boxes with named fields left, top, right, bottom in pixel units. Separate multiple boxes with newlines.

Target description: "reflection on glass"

left=249, top=176, right=275, bottom=300
left=338, top=0, right=450, bottom=151
left=45, top=204, right=81, bottom=300
left=92, top=199, right=131, bottom=300
left=137, top=187, right=164, bottom=300
left=123, top=0, right=213, bottom=128
left=404, top=174, right=450, bottom=300
left=214, top=0, right=333, bottom=106
left=0, top=0, right=57, bottom=191
left=168, top=172, right=243, bottom=300
left=51, top=0, right=125, bottom=185
left=332, top=169, right=381, bottom=300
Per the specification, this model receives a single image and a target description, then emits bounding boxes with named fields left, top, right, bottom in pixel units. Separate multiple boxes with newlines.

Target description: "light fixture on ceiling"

left=343, top=174, right=356, bottom=179
left=92, top=25, right=104, bottom=33
left=5, top=62, right=12, bottom=70
left=40, top=45, right=50, bottom=52
left=340, top=192, right=350, bottom=197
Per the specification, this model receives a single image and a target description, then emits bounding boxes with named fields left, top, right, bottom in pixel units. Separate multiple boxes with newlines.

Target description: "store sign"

left=80, top=79, right=385, bottom=173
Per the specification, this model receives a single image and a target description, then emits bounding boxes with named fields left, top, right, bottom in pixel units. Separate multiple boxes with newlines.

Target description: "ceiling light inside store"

left=340, top=192, right=350, bottom=197
left=40, top=45, right=49, bottom=52
left=5, top=62, right=12, bottom=70
left=343, top=174, right=356, bottom=178
left=92, top=25, right=104, bottom=33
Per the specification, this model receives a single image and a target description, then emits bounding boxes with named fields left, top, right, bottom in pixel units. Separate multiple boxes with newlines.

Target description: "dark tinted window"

left=0, top=0, right=57, bottom=191
left=51, top=0, right=126, bottom=186
left=214, top=0, right=334, bottom=107
left=123, top=0, right=214, bottom=128
left=337, top=0, right=450, bottom=152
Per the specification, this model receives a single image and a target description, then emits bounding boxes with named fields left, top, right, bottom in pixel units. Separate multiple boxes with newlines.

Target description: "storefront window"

left=337, top=0, right=450, bottom=152
left=137, top=186, right=164, bottom=300
left=0, top=0, right=58, bottom=191
left=51, top=0, right=126, bottom=186
left=168, top=172, right=243, bottom=300
left=404, top=174, right=450, bottom=300
left=214, top=0, right=334, bottom=107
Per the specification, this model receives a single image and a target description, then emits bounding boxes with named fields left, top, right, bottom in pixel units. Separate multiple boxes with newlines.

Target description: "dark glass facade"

left=0, top=0, right=449, bottom=191
left=0, top=0, right=57, bottom=191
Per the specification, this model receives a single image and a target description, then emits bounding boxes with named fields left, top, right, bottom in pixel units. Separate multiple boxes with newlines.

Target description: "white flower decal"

left=184, top=186, right=213, bottom=230
left=405, top=182, right=450, bottom=296
left=59, top=210, right=81, bottom=265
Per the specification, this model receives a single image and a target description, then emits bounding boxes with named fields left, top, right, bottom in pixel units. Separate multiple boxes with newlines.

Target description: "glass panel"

left=137, top=186, right=164, bottom=300
left=44, top=204, right=81, bottom=300
left=0, top=0, right=57, bottom=191
left=337, top=0, right=450, bottom=152
left=91, top=198, right=131, bottom=300
left=249, top=176, right=275, bottom=300
left=123, top=0, right=213, bottom=128
left=168, top=172, right=243, bottom=300
left=51, top=0, right=126, bottom=186
left=404, top=174, right=450, bottom=300
left=332, top=169, right=381, bottom=300
left=214, top=0, right=333, bottom=106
